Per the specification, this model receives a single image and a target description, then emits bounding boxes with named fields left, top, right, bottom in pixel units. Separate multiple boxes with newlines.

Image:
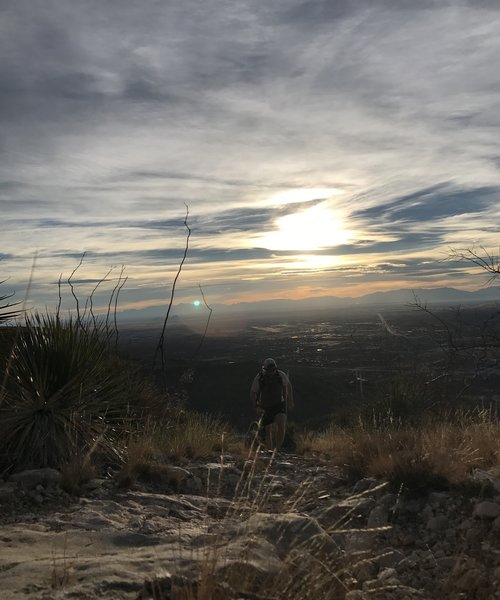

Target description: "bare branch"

left=89, top=266, right=114, bottom=329
left=67, top=252, right=86, bottom=327
left=155, top=205, right=192, bottom=387
left=56, top=273, right=62, bottom=320
left=113, top=267, right=128, bottom=352
left=449, top=245, right=500, bottom=285
left=193, top=283, right=213, bottom=357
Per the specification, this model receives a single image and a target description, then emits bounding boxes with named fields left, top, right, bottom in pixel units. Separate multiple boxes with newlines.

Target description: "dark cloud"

left=278, top=0, right=443, bottom=28
left=130, top=170, right=250, bottom=187
left=352, top=185, right=499, bottom=223
left=194, top=207, right=275, bottom=235
left=47, top=246, right=275, bottom=264
left=315, top=231, right=446, bottom=255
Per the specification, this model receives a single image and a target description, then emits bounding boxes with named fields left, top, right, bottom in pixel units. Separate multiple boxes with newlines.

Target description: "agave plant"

left=0, top=312, right=128, bottom=471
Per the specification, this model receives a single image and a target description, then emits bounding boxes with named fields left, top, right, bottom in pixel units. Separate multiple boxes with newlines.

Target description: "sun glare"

left=259, top=203, right=351, bottom=252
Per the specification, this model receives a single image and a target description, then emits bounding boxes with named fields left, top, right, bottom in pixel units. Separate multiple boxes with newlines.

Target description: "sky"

left=2, top=0, right=500, bottom=317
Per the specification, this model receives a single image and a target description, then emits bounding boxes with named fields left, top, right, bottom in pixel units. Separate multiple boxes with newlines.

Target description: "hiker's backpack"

left=257, top=371, right=284, bottom=408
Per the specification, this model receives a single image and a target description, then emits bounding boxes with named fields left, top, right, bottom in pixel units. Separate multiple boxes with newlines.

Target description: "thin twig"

left=192, top=283, right=213, bottom=358
left=155, top=205, right=192, bottom=389
left=67, top=252, right=86, bottom=328
left=114, top=268, right=128, bottom=352
left=56, top=273, right=62, bottom=320
left=89, top=266, right=114, bottom=329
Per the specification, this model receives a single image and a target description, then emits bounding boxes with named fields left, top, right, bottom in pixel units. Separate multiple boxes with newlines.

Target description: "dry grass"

left=116, top=412, right=241, bottom=488
left=297, top=412, right=500, bottom=492
left=164, top=413, right=237, bottom=460
left=60, top=454, right=98, bottom=494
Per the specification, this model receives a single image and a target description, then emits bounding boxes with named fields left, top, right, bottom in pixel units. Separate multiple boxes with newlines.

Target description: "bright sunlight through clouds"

left=258, top=189, right=351, bottom=252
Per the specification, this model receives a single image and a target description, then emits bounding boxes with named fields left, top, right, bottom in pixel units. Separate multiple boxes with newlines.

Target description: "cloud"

left=353, top=185, right=499, bottom=223
left=2, top=1, right=500, bottom=309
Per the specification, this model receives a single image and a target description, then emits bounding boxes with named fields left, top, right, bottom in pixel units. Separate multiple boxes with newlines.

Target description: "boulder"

left=9, top=468, right=62, bottom=489
left=367, top=505, right=389, bottom=528
left=473, top=501, right=500, bottom=519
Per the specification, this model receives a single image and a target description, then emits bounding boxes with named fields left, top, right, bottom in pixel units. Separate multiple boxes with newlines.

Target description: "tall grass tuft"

left=0, top=312, right=128, bottom=472
left=116, top=412, right=236, bottom=488
left=297, top=409, right=500, bottom=493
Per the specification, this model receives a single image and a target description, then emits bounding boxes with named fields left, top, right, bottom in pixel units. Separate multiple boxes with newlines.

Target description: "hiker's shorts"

left=261, top=401, right=287, bottom=427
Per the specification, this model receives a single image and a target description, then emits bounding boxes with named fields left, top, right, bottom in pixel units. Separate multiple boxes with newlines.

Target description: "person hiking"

left=250, top=358, right=294, bottom=452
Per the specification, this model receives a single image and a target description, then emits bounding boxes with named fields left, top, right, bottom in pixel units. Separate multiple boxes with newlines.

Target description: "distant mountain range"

left=118, top=286, right=500, bottom=322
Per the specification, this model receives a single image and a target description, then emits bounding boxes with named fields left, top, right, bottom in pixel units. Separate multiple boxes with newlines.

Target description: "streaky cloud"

left=352, top=184, right=499, bottom=223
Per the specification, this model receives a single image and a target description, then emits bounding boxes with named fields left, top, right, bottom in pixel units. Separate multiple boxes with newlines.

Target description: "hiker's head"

left=262, top=357, right=277, bottom=374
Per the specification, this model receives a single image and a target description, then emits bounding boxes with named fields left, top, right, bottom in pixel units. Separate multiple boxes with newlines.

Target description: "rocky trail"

left=2, top=452, right=500, bottom=599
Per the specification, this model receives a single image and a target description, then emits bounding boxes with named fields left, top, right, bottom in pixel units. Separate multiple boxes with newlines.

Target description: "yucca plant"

left=0, top=312, right=128, bottom=472
left=0, top=282, right=22, bottom=324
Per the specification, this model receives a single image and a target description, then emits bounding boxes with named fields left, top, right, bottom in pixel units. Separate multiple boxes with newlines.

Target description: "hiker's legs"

left=274, top=413, right=287, bottom=450
left=264, top=424, right=274, bottom=450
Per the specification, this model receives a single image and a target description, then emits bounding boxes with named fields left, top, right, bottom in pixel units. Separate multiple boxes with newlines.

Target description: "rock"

left=81, top=478, right=105, bottom=492
left=315, top=496, right=376, bottom=528
left=378, top=567, right=398, bottom=581
left=471, top=468, right=500, bottom=493
left=428, top=491, right=449, bottom=504
left=164, top=465, right=191, bottom=486
left=465, top=526, right=482, bottom=545
left=454, top=567, right=489, bottom=595
left=352, top=478, right=379, bottom=494
left=352, top=559, right=378, bottom=583
left=367, top=505, right=389, bottom=528
left=436, top=556, right=458, bottom=570
left=185, top=475, right=203, bottom=494
left=401, top=499, right=422, bottom=515
left=0, top=482, right=17, bottom=502
left=214, top=537, right=283, bottom=595
left=473, top=501, right=500, bottom=519
left=378, top=493, right=398, bottom=509
left=236, top=512, right=335, bottom=559
left=9, top=467, right=62, bottom=489
left=378, top=548, right=405, bottom=569
left=345, top=592, right=365, bottom=600
left=426, top=515, right=449, bottom=531
left=29, top=492, right=44, bottom=504
left=345, top=531, right=376, bottom=553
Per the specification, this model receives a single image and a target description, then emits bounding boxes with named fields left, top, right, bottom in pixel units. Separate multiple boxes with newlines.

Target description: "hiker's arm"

left=250, top=376, right=261, bottom=412
left=286, top=382, right=294, bottom=409
left=251, top=390, right=264, bottom=415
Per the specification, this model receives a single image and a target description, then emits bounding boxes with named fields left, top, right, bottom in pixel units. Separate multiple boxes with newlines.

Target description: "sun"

left=258, top=203, right=351, bottom=252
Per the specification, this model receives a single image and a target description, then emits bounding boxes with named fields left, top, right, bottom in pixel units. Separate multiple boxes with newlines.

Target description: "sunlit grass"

left=297, top=410, right=500, bottom=492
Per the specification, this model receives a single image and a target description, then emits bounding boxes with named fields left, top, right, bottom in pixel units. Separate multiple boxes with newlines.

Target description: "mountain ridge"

left=118, top=286, right=500, bottom=321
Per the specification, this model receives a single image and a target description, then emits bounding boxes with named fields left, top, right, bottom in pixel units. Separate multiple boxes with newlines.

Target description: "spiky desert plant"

left=0, top=312, right=128, bottom=472
left=0, top=282, right=22, bottom=324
